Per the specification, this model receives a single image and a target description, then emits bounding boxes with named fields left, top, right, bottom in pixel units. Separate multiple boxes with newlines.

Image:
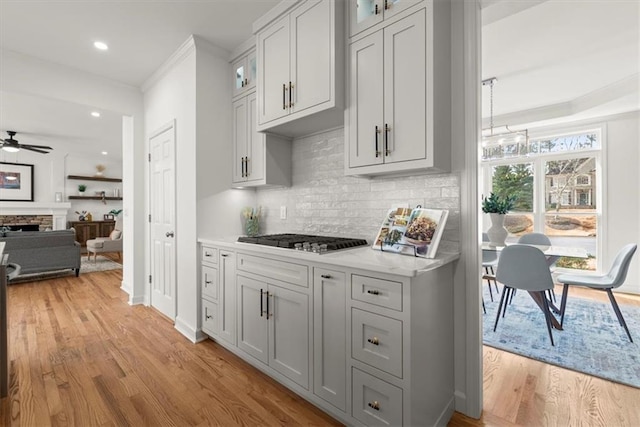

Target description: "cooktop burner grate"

left=237, top=233, right=368, bottom=252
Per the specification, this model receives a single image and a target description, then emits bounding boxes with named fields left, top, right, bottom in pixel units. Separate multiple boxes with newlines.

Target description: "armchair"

left=86, top=227, right=122, bottom=262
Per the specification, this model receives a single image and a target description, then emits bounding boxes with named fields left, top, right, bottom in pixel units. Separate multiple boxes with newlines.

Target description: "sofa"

left=0, top=230, right=81, bottom=278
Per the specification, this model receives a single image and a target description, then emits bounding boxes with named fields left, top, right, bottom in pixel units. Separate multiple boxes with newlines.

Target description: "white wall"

left=0, top=50, right=146, bottom=302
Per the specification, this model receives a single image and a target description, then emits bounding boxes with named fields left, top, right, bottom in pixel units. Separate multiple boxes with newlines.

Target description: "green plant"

left=78, top=184, right=87, bottom=192
left=109, top=209, right=122, bottom=216
left=482, top=192, right=516, bottom=214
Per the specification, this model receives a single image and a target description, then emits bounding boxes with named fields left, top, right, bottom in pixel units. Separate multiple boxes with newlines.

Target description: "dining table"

left=482, top=241, right=589, bottom=330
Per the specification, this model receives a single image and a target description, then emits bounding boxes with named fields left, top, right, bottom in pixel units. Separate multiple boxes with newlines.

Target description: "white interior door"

left=149, top=124, right=176, bottom=319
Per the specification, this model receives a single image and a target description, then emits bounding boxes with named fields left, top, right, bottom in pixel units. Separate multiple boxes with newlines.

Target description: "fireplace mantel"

left=0, top=202, right=71, bottom=230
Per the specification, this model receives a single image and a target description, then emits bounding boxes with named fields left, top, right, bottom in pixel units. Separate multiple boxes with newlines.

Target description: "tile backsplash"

left=255, top=127, right=460, bottom=252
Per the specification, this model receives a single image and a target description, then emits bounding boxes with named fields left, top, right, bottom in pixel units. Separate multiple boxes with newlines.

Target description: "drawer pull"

left=221, top=254, right=228, bottom=258
left=205, top=280, right=212, bottom=285
left=205, top=307, right=212, bottom=320
left=320, top=274, right=332, bottom=279
left=367, top=289, right=380, bottom=295
left=368, top=401, right=380, bottom=411
left=367, top=337, right=379, bottom=346
left=204, top=252, right=212, bottom=257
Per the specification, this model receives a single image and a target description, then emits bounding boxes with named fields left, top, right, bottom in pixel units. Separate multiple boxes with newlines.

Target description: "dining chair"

left=518, top=232, right=559, bottom=302
left=557, top=243, right=637, bottom=342
left=482, top=233, right=500, bottom=301
left=494, top=245, right=556, bottom=346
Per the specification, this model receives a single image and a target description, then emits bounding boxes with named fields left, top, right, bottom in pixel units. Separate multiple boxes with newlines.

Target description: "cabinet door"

left=237, top=274, right=268, bottom=364
left=350, top=0, right=383, bottom=36
left=290, top=0, right=332, bottom=114
left=245, top=92, right=265, bottom=183
left=348, top=32, right=384, bottom=168
left=269, top=284, right=309, bottom=389
left=257, top=14, right=290, bottom=125
left=232, top=56, right=247, bottom=98
left=101, top=221, right=115, bottom=237
left=232, top=97, right=248, bottom=184
left=383, top=9, right=426, bottom=164
left=313, top=269, right=346, bottom=411
left=218, top=251, right=236, bottom=345
left=246, top=50, right=257, bottom=92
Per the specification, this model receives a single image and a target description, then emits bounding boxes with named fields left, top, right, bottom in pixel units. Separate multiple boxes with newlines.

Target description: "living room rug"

left=9, top=255, right=122, bottom=284
left=483, top=284, right=640, bottom=388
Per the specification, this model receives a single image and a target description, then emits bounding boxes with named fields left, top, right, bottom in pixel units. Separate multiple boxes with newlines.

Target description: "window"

left=482, top=129, right=601, bottom=271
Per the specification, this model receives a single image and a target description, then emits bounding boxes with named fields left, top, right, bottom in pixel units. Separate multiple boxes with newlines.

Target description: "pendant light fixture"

left=481, top=77, right=529, bottom=151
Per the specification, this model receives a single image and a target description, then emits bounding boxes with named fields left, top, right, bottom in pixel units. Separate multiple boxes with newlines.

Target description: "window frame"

left=482, top=126, right=605, bottom=272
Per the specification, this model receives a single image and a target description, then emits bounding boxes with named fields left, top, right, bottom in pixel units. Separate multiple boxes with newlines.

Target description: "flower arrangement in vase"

left=242, top=207, right=261, bottom=237
left=482, top=192, right=516, bottom=246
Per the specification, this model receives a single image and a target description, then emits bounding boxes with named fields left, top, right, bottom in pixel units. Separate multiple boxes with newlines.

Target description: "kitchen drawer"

left=201, top=246, right=218, bottom=265
left=237, top=253, right=308, bottom=288
left=352, top=308, right=403, bottom=378
left=202, top=299, right=218, bottom=336
left=352, top=368, right=403, bottom=427
left=201, top=265, right=218, bottom=300
left=352, top=274, right=402, bottom=311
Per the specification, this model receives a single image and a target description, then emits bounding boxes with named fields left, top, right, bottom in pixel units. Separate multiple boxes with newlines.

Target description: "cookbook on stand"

left=373, top=207, right=449, bottom=259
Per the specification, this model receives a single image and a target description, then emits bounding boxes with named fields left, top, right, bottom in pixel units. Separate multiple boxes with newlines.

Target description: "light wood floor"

left=449, top=285, right=640, bottom=426
left=1, top=270, right=340, bottom=426
left=2, top=269, right=638, bottom=426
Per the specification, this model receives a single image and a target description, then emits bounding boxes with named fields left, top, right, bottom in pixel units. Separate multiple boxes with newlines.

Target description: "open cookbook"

left=372, top=207, right=449, bottom=258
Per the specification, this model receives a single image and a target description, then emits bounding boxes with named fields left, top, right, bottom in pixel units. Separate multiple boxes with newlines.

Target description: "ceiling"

left=0, top=0, right=284, bottom=159
left=0, top=0, right=638, bottom=158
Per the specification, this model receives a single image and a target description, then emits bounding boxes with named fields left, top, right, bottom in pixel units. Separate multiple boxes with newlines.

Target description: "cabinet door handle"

left=283, top=83, right=287, bottom=109
left=245, top=157, right=249, bottom=177
left=240, top=157, right=244, bottom=177
left=205, top=307, right=212, bottom=320
left=241, top=79, right=245, bottom=87
left=260, top=288, right=264, bottom=317
left=244, top=78, right=248, bottom=86
left=289, top=82, right=294, bottom=108
left=204, top=274, right=212, bottom=285
left=367, top=289, right=380, bottom=295
left=367, top=337, right=379, bottom=345
left=320, top=274, right=332, bottom=279
left=384, top=0, right=389, bottom=10
left=375, top=125, right=381, bottom=158
left=266, top=292, right=271, bottom=320
left=384, top=123, right=391, bottom=156
left=375, top=3, right=379, bottom=14
left=368, top=401, right=380, bottom=411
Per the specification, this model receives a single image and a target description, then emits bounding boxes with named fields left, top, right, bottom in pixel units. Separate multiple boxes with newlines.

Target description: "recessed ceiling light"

left=91, top=111, right=101, bottom=117
left=94, top=41, right=109, bottom=51
left=101, top=151, right=108, bottom=155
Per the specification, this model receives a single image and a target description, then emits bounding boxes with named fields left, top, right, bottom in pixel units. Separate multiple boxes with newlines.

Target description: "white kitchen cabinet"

left=232, top=92, right=292, bottom=188
left=255, top=0, right=344, bottom=137
left=349, top=0, right=424, bottom=37
left=232, top=48, right=257, bottom=98
left=218, top=250, right=236, bottom=345
left=313, top=268, right=346, bottom=411
left=346, top=3, right=451, bottom=176
left=237, top=272, right=309, bottom=389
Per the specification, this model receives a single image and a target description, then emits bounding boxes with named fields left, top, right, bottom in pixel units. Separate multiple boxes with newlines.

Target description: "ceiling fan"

left=1, top=131, right=53, bottom=154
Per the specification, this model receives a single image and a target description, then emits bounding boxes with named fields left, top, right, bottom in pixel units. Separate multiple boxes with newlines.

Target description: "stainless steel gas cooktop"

left=237, top=234, right=368, bottom=253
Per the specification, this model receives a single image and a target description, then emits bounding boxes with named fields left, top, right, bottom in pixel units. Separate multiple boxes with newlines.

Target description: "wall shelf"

left=67, top=175, right=122, bottom=183
left=68, top=196, right=123, bottom=201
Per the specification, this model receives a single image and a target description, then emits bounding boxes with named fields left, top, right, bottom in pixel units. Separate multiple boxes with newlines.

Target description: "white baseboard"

left=174, top=316, right=198, bottom=343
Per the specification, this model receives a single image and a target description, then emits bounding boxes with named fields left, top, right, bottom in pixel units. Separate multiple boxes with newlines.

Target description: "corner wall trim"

left=174, top=316, right=198, bottom=343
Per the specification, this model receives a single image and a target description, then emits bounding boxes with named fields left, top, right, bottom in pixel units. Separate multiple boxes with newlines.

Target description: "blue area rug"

left=483, top=284, right=640, bottom=388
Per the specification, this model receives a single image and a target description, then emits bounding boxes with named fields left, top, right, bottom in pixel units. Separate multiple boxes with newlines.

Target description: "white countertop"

left=198, top=236, right=459, bottom=277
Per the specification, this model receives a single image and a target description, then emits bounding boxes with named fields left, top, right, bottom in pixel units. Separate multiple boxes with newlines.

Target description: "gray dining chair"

left=557, top=243, right=637, bottom=342
left=482, top=232, right=500, bottom=301
left=495, top=245, right=556, bottom=346
left=518, top=232, right=559, bottom=302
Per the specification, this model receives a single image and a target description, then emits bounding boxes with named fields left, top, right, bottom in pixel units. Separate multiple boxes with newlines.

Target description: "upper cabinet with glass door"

left=231, top=38, right=257, bottom=99
left=350, top=0, right=424, bottom=36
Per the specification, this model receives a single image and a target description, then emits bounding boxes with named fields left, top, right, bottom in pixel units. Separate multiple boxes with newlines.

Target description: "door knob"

left=166, top=231, right=174, bottom=237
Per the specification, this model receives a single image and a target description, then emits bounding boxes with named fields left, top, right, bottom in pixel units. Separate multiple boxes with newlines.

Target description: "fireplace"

left=4, top=224, right=41, bottom=232
left=0, top=202, right=70, bottom=230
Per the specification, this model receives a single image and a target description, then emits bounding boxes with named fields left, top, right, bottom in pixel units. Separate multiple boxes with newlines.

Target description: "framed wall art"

left=0, top=162, right=34, bottom=202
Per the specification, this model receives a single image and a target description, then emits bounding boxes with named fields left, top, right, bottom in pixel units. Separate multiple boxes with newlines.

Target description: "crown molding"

left=141, top=36, right=196, bottom=93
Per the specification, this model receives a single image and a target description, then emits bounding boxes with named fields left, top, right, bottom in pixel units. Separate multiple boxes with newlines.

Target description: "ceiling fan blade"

left=20, top=146, right=51, bottom=154
left=23, top=144, right=53, bottom=150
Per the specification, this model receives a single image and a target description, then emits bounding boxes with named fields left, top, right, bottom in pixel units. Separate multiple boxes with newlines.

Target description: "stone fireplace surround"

left=0, top=202, right=71, bottom=231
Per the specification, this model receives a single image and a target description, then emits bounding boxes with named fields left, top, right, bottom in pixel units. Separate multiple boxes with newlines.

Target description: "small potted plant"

left=78, top=184, right=87, bottom=196
left=482, top=192, right=516, bottom=246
